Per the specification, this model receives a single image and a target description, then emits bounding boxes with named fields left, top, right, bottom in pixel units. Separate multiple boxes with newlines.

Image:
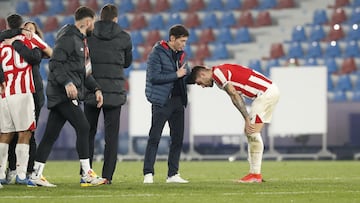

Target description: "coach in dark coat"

left=84, top=4, right=132, bottom=184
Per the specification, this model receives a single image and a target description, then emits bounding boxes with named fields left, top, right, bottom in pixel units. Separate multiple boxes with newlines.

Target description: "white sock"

left=32, top=161, right=45, bottom=179
left=15, top=144, right=29, bottom=180
left=80, top=159, right=91, bottom=176
left=0, top=143, right=9, bottom=179
left=247, top=133, right=264, bottom=174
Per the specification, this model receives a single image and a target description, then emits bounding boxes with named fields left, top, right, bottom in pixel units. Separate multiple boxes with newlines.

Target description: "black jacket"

left=85, top=20, right=132, bottom=108
left=47, top=24, right=100, bottom=108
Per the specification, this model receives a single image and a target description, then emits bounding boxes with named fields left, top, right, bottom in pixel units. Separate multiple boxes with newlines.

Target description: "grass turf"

left=0, top=160, right=359, bottom=203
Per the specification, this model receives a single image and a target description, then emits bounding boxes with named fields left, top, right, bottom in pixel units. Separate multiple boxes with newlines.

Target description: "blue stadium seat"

left=224, top=0, right=242, bottom=10
left=353, top=76, right=360, bottom=91
left=308, top=24, right=326, bottom=41
left=124, top=64, right=133, bottom=78
left=304, top=57, right=318, bottom=66
left=352, top=0, right=360, bottom=7
left=184, top=45, right=194, bottom=60
left=215, top=28, right=233, bottom=44
left=331, top=90, right=347, bottom=102
left=233, top=27, right=252, bottom=43
left=169, top=0, right=188, bottom=12
left=16, top=1, right=30, bottom=15
left=344, top=40, right=360, bottom=58
left=335, top=74, right=353, bottom=91
left=287, top=42, right=304, bottom=59
left=209, top=43, right=229, bottom=60
left=264, top=59, right=280, bottom=77
left=351, top=90, right=360, bottom=101
left=28, top=17, right=44, bottom=30
left=312, top=9, right=328, bottom=25
left=324, top=57, right=338, bottom=74
left=60, top=16, right=75, bottom=27
left=118, top=15, right=129, bottom=29
left=306, top=41, right=322, bottom=58
left=201, top=12, right=218, bottom=29
left=248, top=59, right=263, bottom=74
left=348, top=7, right=360, bottom=24
left=219, top=12, right=236, bottom=28
left=45, top=0, right=64, bottom=15
left=324, top=41, right=342, bottom=58
left=166, top=13, right=183, bottom=30
left=39, top=60, right=49, bottom=81
left=347, top=24, right=360, bottom=41
left=132, top=47, right=141, bottom=61
left=328, top=75, right=334, bottom=91
left=118, top=0, right=135, bottom=13
left=130, top=31, right=144, bottom=46
left=205, top=0, right=224, bottom=11
left=102, top=0, right=115, bottom=6
left=258, top=0, right=277, bottom=10
left=147, top=14, right=165, bottom=30
left=291, top=25, right=307, bottom=42
left=44, top=32, right=56, bottom=47
left=187, top=29, right=198, bottom=44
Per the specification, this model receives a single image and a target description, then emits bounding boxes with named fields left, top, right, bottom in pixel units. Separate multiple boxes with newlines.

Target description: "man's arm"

left=0, top=29, right=22, bottom=42
left=123, top=35, right=133, bottom=68
left=224, top=83, right=250, bottom=120
left=11, top=40, right=42, bottom=65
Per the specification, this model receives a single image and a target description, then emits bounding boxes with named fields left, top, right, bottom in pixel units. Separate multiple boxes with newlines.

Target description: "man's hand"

left=65, top=82, right=78, bottom=99
left=3, top=37, right=16, bottom=46
left=244, top=118, right=255, bottom=135
left=22, top=29, right=33, bottom=39
left=176, top=63, right=187, bottom=78
left=95, top=90, right=103, bottom=108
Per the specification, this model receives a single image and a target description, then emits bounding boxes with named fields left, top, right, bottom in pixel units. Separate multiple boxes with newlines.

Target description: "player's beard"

left=86, top=30, right=93, bottom=37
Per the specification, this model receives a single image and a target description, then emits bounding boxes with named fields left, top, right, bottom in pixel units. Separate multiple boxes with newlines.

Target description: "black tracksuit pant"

left=35, top=101, right=90, bottom=163
left=84, top=104, right=121, bottom=181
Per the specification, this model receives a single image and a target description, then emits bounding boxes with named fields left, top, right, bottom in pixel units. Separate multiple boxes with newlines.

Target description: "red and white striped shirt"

left=212, top=64, right=272, bottom=99
left=0, top=34, right=47, bottom=98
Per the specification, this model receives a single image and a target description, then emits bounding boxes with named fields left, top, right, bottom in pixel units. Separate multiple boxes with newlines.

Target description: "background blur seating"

left=166, top=13, right=183, bottom=30
left=309, top=24, right=326, bottom=41
left=43, top=16, right=59, bottom=33
left=215, top=28, right=234, bottom=44
left=85, top=0, right=99, bottom=12
left=184, top=12, right=201, bottom=29
left=219, top=12, right=236, bottom=28
left=334, top=74, right=353, bottom=91
left=135, top=0, right=152, bottom=13
left=241, top=0, right=259, bottom=10
left=233, top=27, right=252, bottom=43
left=15, top=1, right=30, bottom=15
left=347, top=24, right=360, bottom=41
left=45, top=0, right=64, bottom=15
left=344, top=41, right=360, bottom=58
left=169, top=0, right=188, bottom=12
left=339, top=57, right=357, bottom=74
left=287, top=42, right=304, bottom=59
left=0, top=18, right=6, bottom=30
left=208, top=43, right=230, bottom=60
left=154, top=0, right=170, bottom=13
left=276, top=0, right=296, bottom=9
left=201, top=12, right=218, bottom=29
left=312, top=9, right=328, bottom=25
left=194, top=44, right=211, bottom=61
left=255, top=10, right=273, bottom=27
left=64, top=0, right=80, bottom=15
left=130, top=14, right=147, bottom=30
left=147, top=14, right=165, bottom=31
left=235, top=10, right=255, bottom=28
left=130, top=31, right=144, bottom=46
left=258, top=0, right=277, bottom=10
left=118, top=15, right=130, bottom=29
left=118, top=0, right=135, bottom=13
left=30, top=0, right=47, bottom=16
left=306, top=41, right=323, bottom=58
left=291, top=25, right=307, bottom=42
left=304, top=57, right=318, bottom=66
left=224, top=0, right=242, bottom=10
left=269, top=43, right=286, bottom=59
left=324, top=57, right=339, bottom=74
left=205, top=0, right=224, bottom=11
left=187, top=0, right=206, bottom=12
left=329, top=8, right=347, bottom=25
left=324, top=41, right=342, bottom=58
left=325, top=24, right=345, bottom=42
left=197, top=28, right=215, bottom=44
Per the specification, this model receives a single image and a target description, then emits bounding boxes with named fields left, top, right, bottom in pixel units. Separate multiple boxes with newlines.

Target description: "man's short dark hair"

left=188, top=65, right=206, bottom=84
left=6, top=14, right=23, bottom=29
left=168, top=24, right=189, bottom=40
left=100, top=4, right=118, bottom=21
left=74, top=6, right=96, bottom=21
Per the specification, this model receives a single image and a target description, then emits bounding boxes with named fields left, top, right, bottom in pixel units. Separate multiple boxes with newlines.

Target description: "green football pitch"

left=1, top=160, right=359, bottom=203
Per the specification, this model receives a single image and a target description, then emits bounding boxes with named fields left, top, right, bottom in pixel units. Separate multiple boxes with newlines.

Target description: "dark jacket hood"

left=92, top=21, right=123, bottom=40
left=56, top=24, right=84, bottom=40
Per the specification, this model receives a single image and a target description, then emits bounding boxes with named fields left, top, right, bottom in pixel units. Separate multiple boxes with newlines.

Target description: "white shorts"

left=250, top=83, right=280, bottom=124
left=0, top=93, right=36, bottom=133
